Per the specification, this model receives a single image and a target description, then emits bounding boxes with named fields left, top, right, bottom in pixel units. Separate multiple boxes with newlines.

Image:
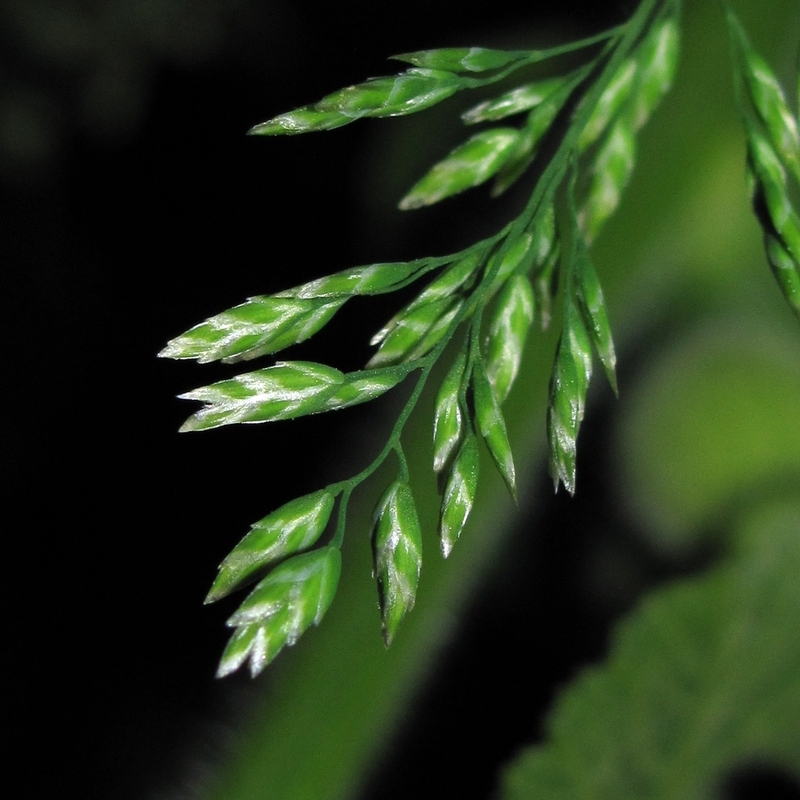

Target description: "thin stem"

left=393, top=444, right=410, bottom=482
left=327, top=352, right=439, bottom=547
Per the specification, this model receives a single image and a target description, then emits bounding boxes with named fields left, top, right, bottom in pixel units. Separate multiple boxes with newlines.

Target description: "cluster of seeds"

left=162, top=0, right=696, bottom=677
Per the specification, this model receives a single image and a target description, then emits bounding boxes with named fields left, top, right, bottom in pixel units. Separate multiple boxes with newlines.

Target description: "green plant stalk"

left=202, top=1, right=798, bottom=798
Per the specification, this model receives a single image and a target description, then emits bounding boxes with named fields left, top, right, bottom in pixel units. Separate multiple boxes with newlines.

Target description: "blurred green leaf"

left=616, top=322, right=800, bottom=552
left=501, top=496, right=800, bottom=800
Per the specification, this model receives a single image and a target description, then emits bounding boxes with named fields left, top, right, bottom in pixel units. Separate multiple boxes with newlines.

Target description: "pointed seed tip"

left=398, top=196, right=427, bottom=211
left=204, top=586, right=225, bottom=604
left=249, top=660, right=266, bottom=679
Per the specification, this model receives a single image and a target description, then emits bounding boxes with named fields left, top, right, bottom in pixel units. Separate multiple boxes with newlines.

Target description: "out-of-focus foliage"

left=502, top=498, right=800, bottom=800
left=617, top=322, right=800, bottom=553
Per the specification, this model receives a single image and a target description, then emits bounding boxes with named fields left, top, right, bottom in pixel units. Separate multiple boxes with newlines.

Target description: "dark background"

left=9, top=2, right=788, bottom=799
